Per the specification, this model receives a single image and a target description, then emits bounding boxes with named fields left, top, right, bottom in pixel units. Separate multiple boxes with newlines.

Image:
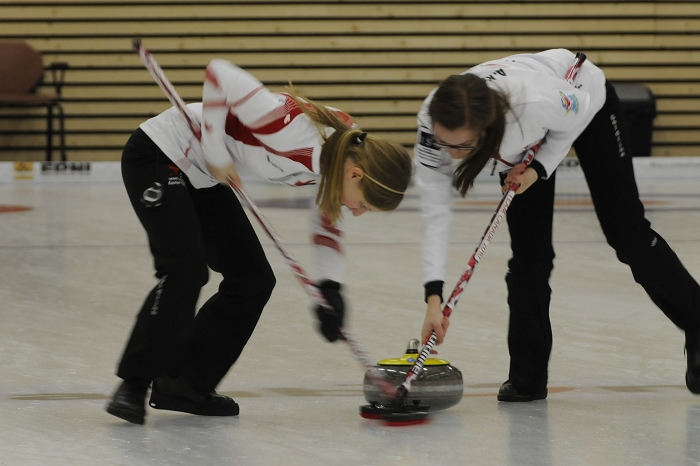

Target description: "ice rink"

left=2, top=157, right=700, bottom=466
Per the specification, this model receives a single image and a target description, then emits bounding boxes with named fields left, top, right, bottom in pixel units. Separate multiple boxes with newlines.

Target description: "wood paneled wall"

left=0, top=0, right=698, bottom=161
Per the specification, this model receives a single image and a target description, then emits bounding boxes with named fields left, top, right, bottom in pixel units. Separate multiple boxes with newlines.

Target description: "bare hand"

left=502, top=163, right=538, bottom=195
left=206, top=161, right=242, bottom=187
left=421, top=295, right=450, bottom=347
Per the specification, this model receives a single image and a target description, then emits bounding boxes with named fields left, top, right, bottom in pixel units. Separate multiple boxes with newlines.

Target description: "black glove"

left=315, top=280, right=345, bottom=342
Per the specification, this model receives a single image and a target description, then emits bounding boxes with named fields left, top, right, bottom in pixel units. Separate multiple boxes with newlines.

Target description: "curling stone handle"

left=405, top=338, right=420, bottom=354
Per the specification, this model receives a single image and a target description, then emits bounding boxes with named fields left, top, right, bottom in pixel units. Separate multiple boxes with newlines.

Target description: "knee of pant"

left=507, top=255, right=554, bottom=277
left=193, top=263, right=209, bottom=288
left=257, top=265, right=276, bottom=300
left=614, top=249, right=630, bottom=266
left=221, top=263, right=276, bottom=302
left=506, top=262, right=553, bottom=296
left=246, top=262, right=276, bottom=298
left=163, top=257, right=209, bottom=288
left=506, top=269, right=552, bottom=293
left=603, top=220, right=655, bottom=251
left=610, top=233, right=661, bottom=267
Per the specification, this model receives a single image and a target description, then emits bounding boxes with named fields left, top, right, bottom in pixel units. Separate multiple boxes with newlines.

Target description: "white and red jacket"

left=140, top=59, right=350, bottom=283
left=414, top=49, right=607, bottom=287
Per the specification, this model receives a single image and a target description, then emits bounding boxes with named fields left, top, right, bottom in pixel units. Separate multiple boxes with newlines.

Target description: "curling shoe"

left=497, top=380, right=547, bottom=402
left=149, top=376, right=239, bottom=416
left=106, top=379, right=150, bottom=425
left=685, top=331, right=700, bottom=394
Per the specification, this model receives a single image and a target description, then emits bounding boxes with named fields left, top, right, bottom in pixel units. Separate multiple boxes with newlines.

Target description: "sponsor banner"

left=0, top=161, right=122, bottom=183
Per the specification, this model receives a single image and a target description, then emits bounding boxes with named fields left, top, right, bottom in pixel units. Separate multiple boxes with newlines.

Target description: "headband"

left=363, top=172, right=405, bottom=195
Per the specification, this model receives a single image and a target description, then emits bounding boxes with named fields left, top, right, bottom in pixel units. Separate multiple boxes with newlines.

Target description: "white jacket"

left=414, top=49, right=607, bottom=287
left=140, top=59, right=349, bottom=283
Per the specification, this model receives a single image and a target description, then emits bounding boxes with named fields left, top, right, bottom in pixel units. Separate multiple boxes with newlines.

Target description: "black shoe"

left=149, top=376, right=239, bottom=416
left=106, top=379, right=149, bottom=424
left=497, top=380, right=547, bottom=402
left=686, top=332, right=700, bottom=394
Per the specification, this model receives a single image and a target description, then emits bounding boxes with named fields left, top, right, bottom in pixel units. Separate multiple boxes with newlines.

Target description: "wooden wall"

left=0, top=0, right=698, bottom=161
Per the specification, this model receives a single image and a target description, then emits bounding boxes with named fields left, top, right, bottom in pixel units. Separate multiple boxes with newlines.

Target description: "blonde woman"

left=107, top=59, right=412, bottom=424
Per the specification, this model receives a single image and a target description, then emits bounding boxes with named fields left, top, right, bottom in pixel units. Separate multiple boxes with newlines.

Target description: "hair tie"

left=353, top=132, right=367, bottom=145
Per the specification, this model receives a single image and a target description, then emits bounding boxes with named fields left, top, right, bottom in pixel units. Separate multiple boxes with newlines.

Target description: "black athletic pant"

left=116, top=128, right=276, bottom=392
left=504, top=82, right=700, bottom=394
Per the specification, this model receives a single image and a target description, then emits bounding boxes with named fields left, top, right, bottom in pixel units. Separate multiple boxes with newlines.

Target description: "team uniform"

left=415, top=49, right=700, bottom=396
left=117, top=60, right=347, bottom=394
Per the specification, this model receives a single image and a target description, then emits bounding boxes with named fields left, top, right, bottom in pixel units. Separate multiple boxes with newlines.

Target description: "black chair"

left=0, top=42, right=68, bottom=161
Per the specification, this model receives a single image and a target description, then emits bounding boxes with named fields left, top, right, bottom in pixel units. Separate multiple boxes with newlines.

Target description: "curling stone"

left=363, top=338, right=463, bottom=411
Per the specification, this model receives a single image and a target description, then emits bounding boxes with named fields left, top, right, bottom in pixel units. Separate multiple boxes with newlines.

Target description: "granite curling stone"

left=363, top=338, right=464, bottom=411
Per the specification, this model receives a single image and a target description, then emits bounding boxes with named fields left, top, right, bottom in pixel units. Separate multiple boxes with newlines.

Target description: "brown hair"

left=428, top=73, right=511, bottom=196
left=287, top=87, right=412, bottom=224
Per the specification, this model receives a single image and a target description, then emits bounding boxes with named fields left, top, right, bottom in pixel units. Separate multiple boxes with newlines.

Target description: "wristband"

left=529, top=159, right=547, bottom=179
left=424, top=280, right=444, bottom=303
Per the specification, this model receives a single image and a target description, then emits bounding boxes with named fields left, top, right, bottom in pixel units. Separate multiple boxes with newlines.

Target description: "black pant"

left=504, top=82, right=700, bottom=393
left=116, top=128, right=276, bottom=392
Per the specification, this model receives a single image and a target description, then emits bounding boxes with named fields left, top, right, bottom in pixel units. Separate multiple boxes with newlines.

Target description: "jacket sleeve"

left=309, top=192, right=346, bottom=284
left=200, top=59, right=288, bottom=167
left=414, top=113, right=454, bottom=290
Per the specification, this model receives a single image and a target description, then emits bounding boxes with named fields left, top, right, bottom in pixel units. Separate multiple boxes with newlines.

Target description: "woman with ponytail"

left=107, top=59, right=412, bottom=425
left=415, top=49, right=700, bottom=403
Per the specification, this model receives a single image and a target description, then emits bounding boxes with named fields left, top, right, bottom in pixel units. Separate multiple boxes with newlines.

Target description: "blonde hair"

left=287, top=86, right=412, bottom=224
